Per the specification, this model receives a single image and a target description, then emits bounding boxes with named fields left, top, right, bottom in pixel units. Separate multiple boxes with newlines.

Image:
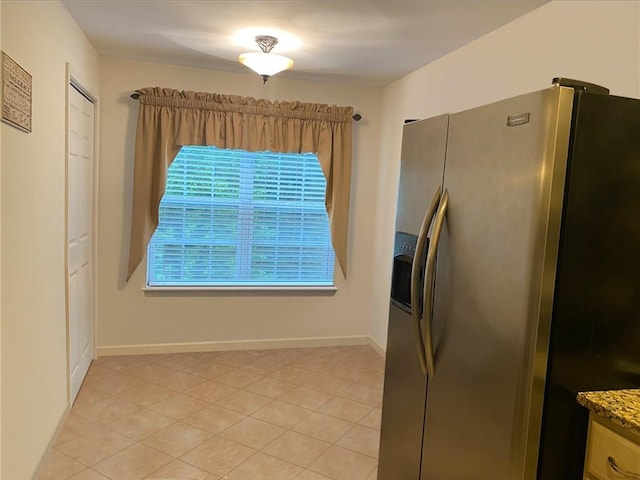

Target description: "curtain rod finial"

left=352, top=113, right=362, bottom=122
left=131, top=92, right=140, bottom=100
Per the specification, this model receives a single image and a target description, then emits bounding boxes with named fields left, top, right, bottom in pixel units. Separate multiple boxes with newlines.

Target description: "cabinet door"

left=585, top=420, right=640, bottom=480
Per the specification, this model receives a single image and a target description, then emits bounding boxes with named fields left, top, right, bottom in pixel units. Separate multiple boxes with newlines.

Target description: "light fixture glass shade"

left=238, top=52, right=294, bottom=77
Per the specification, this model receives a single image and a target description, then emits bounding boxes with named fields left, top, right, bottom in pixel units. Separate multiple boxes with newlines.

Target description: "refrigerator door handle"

left=423, top=188, right=448, bottom=378
left=411, top=185, right=442, bottom=375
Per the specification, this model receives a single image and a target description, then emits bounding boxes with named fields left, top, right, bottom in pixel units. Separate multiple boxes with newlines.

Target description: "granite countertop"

left=577, top=389, right=640, bottom=436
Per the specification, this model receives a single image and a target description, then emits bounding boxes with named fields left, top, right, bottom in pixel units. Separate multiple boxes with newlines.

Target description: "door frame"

left=64, top=63, right=99, bottom=404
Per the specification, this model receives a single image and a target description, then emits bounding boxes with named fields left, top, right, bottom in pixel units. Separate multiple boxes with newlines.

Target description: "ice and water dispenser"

left=390, top=231, right=425, bottom=313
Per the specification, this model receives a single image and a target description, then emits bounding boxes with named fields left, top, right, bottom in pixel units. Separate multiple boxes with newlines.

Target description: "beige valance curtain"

left=127, top=87, right=354, bottom=280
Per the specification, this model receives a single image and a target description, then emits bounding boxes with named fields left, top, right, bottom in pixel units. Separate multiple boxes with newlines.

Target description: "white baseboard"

left=367, top=338, right=385, bottom=357
left=97, top=335, right=383, bottom=357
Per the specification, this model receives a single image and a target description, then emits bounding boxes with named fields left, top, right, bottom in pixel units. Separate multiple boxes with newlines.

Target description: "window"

left=147, top=146, right=335, bottom=287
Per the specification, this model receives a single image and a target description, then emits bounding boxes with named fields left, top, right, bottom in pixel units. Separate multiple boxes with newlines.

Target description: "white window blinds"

left=147, top=146, right=335, bottom=287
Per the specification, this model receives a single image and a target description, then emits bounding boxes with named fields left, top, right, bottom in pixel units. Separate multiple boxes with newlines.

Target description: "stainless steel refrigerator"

left=378, top=79, right=640, bottom=480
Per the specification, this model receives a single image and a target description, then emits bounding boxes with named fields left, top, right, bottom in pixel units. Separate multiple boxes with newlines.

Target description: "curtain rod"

left=130, top=92, right=362, bottom=121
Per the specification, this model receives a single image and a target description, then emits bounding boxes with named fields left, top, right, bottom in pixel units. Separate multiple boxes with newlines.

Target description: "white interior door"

left=67, top=83, right=95, bottom=402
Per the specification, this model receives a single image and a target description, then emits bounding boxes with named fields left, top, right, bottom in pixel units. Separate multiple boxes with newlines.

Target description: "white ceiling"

left=62, top=0, right=550, bottom=87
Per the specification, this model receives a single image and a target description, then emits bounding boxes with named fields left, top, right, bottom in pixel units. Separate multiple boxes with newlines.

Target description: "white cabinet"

left=584, top=415, right=640, bottom=480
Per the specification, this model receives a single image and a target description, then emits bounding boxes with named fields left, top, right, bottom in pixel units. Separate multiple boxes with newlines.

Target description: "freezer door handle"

left=411, top=185, right=442, bottom=375
left=423, top=188, right=448, bottom=378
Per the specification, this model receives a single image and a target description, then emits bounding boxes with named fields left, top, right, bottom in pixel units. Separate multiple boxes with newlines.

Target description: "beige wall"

left=0, top=1, right=99, bottom=478
left=97, top=57, right=382, bottom=352
left=0, top=1, right=3, bottom=475
left=370, top=0, right=640, bottom=347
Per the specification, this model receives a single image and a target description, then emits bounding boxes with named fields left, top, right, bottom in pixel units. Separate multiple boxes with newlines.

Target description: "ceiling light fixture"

left=238, top=35, right=294, bottom=84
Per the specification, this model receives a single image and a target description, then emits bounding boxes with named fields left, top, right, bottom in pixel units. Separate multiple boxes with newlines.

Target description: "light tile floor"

left=37, top=345, right=384, bottom=480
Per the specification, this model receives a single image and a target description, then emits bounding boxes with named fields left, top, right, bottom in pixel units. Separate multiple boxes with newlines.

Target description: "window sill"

left=142, top=285, right=337, bottom=296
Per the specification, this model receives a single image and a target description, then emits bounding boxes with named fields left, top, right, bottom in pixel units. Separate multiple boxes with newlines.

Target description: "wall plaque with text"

left=2, top=52, right=32, bottom=133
